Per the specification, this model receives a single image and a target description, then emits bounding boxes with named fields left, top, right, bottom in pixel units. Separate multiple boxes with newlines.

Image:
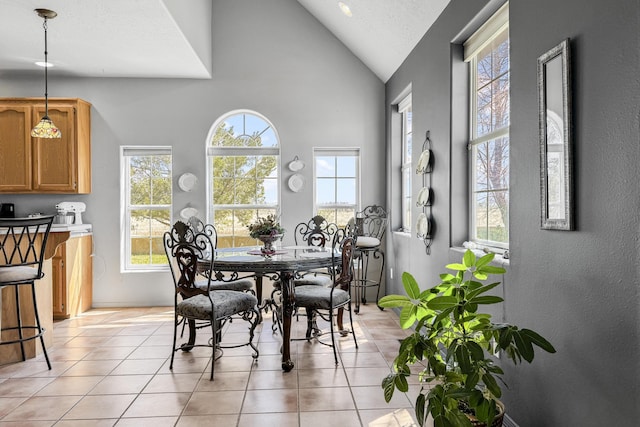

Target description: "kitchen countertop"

left=50, top=223, right=93, bottom=234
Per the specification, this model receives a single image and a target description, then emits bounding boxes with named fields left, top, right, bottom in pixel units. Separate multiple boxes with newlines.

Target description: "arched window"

left=206, top=110, right=280, bottom=248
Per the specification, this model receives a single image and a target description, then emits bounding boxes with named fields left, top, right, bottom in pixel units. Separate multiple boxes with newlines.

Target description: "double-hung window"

left=399, top=94, right=413, bottom=232
left=314, top=148, right=360, bottom=228
left=464, top=3, right=510, bottom=248
left=120, top=146, right=172, bottom=271
left=207, top=111, right=280, bottom=248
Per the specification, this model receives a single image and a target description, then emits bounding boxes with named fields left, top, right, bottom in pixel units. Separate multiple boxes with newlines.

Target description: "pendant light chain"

left=31, top=8, right=61, bottom=138
left=43, top=17, right=49, bottom=117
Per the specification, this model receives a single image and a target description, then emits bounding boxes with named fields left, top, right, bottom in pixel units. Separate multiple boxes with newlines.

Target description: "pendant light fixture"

left=31, top=8, right=61, bottom=139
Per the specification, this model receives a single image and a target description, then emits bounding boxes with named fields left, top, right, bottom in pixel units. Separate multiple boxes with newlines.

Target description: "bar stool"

left=348, top=205, right=387, bottom=314
left=0, top=215, right=55, bottom=369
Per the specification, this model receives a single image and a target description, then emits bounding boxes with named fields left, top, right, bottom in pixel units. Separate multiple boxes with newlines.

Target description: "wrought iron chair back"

left=294, top=215, right=339, bottom=248
left=332, top=234, right=354, bottom=292
left=164, top=221, right=213, bottom=299
left=354, top=205, right=388, bottom=240
left=187, top=216, right=218, bottom=250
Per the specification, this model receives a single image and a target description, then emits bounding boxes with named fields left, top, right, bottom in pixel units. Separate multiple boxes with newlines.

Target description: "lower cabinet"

left=52, top=234, right=93, bottom=319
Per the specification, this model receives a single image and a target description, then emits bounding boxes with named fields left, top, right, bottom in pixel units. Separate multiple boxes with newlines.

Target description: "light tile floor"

left=0, top=304, right=419, bottom=426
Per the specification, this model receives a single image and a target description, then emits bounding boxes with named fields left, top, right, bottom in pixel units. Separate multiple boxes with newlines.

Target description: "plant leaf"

left=402, top=272, right=422, bottom=299
left=478, top=265, right=506, bottom=275
left=463, top=249, right=476, bottom=268
left=521, top=328, right=556, bottom=353
left=446, top=263, right=467, bottom=271
left=427, top=296, right=458, bottom=310
left=475, top=252, right=494, bottom=268
left=378, top=294, right=411, bottom=308
left=513, top=330, right=534, bottom=363
left=469, top=296, right=504, bottom=305
left=482, top=372, right=502, bottom=397
left=416, top=393, right=426, bottom=427
left=382, top=374, right=396, bottom=402
left=467, top=341, right=485, bottom=361
left=394, top=372, right=409, bottom=392
left=399, top=306, right=417, bottom=329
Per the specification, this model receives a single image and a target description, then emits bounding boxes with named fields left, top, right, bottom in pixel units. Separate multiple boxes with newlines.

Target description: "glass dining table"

left=197, top=245, right=337, bottom=372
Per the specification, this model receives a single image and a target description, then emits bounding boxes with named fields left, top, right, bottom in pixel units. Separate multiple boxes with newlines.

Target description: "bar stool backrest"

left=350, top=205, right=388, bottom=240
left=0, top=216, right=55, bottom=283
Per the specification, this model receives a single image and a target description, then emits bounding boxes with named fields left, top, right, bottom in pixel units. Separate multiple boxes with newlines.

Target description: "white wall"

left=385, top=0, right=640, bottom=425
left=0, top=0, right=385, bottom=306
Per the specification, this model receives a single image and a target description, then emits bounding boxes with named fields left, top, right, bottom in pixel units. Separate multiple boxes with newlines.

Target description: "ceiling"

left=0, top=0, right=450, bottom=82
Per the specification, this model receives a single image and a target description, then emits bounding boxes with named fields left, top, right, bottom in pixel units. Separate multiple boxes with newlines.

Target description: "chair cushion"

left=294, top=275, right=333, bottom=287
left=194, top=278, right=253, bottom=292
left=0, top=266, right=39, bottom=284
left=355, top=236, right=380, bottom=248
left=177, top=290, right=258, bottom=320
left=295, top=285, right=350, bottom=310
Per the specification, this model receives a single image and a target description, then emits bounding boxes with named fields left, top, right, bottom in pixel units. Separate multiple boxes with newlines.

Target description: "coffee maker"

left=0, top=203, right=15, bottom=218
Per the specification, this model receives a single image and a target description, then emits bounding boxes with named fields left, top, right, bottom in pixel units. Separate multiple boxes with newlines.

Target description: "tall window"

left=465, top=3, right=509, bottom=248
left=399, top=94, right=412, bottom=232
left=207, top=110, right=279, bottom=248
left=314, top=148, right=360, bottom=227
left=120, top=146, right=172, bottom=271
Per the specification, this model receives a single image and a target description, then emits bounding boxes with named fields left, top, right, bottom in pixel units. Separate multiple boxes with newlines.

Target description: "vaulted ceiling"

left=0, top=0, right=450, bottom=82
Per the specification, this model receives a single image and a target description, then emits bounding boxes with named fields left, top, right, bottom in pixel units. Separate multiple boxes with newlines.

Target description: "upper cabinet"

left=0, top=98, right=91, bottom=194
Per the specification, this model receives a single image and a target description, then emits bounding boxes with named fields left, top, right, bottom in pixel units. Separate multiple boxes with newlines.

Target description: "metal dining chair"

left=294, top=234, right=358, bottom=365
left=186, top=216, right=254, bottom=293
left=291, top=215, right=340, bottom=286
left=0, top=215, right=55, bottom=369
left=163, top=221, right=260, bottom=380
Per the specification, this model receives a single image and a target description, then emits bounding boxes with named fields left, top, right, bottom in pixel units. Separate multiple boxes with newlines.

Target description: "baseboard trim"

left=503, top=413, right=519, bottom=427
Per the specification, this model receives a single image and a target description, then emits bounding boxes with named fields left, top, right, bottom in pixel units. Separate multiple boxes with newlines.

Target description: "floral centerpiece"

left=248, top=214, right=285, bottom=254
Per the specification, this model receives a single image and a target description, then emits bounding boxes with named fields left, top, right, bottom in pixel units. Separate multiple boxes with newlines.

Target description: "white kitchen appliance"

left=55, top=202, right=86, bottom=224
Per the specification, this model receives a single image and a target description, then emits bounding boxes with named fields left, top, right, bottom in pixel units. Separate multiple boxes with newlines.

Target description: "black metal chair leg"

left=30, top=283, right=51, bottom=369
left=13, top=285, right=26, bottom=362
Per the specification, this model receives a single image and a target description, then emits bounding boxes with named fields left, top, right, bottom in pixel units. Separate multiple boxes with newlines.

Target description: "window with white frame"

left=464, top=3, right=509, bottom=248
left=207, top=110, right=280, bottom=248
left=399, top=94, right=412, bottom=232
left=314, top=148, right=360, bottom=228
left=120, top=146, right=172, bottom=272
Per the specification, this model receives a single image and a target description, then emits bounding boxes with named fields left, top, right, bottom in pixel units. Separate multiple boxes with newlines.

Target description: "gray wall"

left=386, top=0, right=640, bottom=425
left=0, top=0, right=385, bottom=306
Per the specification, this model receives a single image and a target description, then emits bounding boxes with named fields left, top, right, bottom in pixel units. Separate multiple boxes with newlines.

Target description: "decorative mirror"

left=538, top=38, right=573, bottom=230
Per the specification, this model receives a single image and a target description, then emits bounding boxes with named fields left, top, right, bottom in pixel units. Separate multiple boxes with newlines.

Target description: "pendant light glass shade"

left=31, top=116, right=61, bottom=138
left=32, top=9, right=61, bottom=139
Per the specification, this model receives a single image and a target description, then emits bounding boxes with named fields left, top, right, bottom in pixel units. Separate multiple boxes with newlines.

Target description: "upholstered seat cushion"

left=0, top=266, right=39, bottom=285
left=294, top=275, right=333, bottom=287
left=177, top=290, right=258, bottom=320
left=295, top=285, right=349, bottom=310
left=355, top=236, right=380, bottom=248
left=194, top=278, right=253, bottom=292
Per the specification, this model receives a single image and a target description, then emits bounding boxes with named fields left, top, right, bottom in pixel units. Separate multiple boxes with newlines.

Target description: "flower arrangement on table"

left=248, top=214, right=285, bottom=254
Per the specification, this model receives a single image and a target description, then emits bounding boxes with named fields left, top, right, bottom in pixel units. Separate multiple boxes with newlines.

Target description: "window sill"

left=449, top=246, right=510, bottom=267
left=392, top=230, right=412, bottom=238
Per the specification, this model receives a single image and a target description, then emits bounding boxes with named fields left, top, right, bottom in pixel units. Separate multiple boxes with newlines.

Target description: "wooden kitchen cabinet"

left=0, top=98, right=91, bottom=193
left=52, top=234, right=93, bottom=319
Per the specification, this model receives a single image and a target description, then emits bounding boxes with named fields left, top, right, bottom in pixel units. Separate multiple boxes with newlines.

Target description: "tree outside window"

left=469, top=25, right=509, bottom=248
left=314, top=149, right=360, bottom=228
left=208, top=112, right=279, bottom=248
left=121, top=147, right=172, bottom=271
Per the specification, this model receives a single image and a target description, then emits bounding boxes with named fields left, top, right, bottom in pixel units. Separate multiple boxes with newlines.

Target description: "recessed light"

left=338, top=2, right=352, bottom=17
left=35, top=61, right=54, bottom=68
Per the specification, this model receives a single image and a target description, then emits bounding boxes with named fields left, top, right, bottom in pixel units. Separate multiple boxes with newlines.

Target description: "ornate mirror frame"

left=538, top=38, right=573, bottom=230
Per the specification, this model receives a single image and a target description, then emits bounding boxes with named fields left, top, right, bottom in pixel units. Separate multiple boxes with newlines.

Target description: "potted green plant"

left=379, top=250, right=556, bottom=427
